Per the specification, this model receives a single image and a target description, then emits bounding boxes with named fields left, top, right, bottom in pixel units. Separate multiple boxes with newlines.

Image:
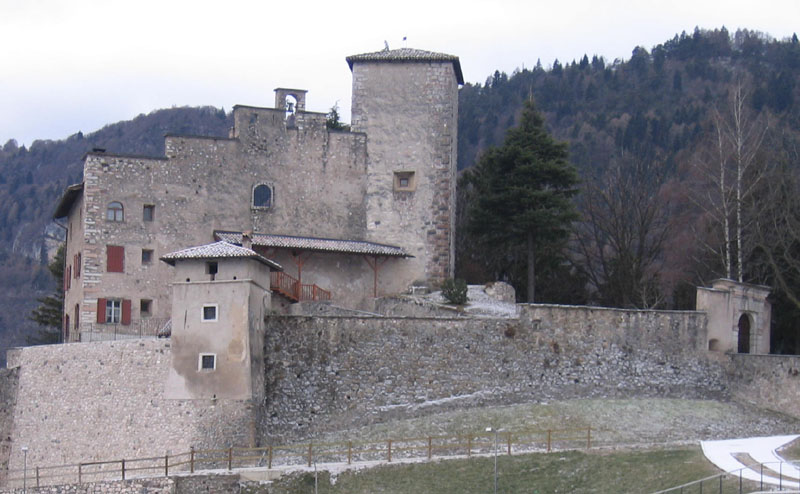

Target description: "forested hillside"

left=456, top=27, right=800, bottom=352
left=0, top=107, right=231, bottom=358
left=3, top=27, right=800, bottom=355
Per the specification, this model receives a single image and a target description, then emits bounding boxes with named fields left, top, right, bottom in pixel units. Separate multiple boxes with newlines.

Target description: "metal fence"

left=4, top=427, right=592, bottom=488
left=652, top=460, right=800, bottom=494
left=79, top=318, right=171, bottom=342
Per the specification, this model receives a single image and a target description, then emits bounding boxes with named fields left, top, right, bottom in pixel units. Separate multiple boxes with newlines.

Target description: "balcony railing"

left=270, top=271, right=331, bottom=302
left=80, top=318, right=171, bottom=342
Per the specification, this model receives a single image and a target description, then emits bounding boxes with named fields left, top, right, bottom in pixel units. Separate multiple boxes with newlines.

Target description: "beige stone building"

left=54, top=47, right=463, bottom=342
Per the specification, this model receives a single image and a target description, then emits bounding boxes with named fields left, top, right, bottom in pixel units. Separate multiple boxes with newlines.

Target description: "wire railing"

left=79, top=318, right=171, bottom=342
left=651, top=459, right=800, bottom=494
left=4, top=427, right=592, bottom=488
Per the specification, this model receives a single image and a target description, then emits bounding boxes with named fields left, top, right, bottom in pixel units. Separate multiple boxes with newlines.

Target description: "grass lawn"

left=262, top=446, right=754, bottom=494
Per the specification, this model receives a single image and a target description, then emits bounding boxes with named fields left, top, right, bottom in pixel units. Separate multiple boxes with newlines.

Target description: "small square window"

left=199, top=353, right=216, bottom=371
left=143, top=204, right=155, bottom=222
left=393, top=171, right=416, bottom=191
left=202, top=304, right=218, bottom=322
left=140, top=299, right=152, bottom=317
left=142, top=249, right=153, bottom=264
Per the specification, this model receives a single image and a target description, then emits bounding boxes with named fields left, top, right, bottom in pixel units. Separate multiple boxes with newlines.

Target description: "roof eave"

left=53, top=183, right=84, bottom=219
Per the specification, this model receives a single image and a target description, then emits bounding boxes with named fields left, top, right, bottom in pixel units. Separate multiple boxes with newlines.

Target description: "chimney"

left=241, top=231, right=253, bottom=250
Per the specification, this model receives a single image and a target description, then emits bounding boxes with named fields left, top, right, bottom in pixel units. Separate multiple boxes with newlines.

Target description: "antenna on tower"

left=403, top=36, right=407, bottom=48
left=384, top=40, right=389, bottom=51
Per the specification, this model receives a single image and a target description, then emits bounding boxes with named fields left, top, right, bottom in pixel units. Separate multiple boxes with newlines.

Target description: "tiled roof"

left=346, top=47, right=464, bottom=84
left=160, top=241, right=282, bottom=270
left=214, top=231, right=410, bottom=258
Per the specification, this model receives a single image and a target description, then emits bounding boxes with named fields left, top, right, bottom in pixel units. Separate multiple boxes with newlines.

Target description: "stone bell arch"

left=696, top=279, right=771, bottom=354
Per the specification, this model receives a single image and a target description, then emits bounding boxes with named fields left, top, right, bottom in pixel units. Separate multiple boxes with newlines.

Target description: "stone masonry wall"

left=4, top=340, right=256, bottom=477
left=0, top=473, right=243, bottom=494
left=727, top=354, right=800, bottom=418
left=0, top=369, right=18, bottom=485
left=260, top=304, right=726, bottom=442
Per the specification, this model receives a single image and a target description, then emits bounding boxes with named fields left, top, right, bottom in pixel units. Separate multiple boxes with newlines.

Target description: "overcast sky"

left=1, top=0, right=798, bottom=147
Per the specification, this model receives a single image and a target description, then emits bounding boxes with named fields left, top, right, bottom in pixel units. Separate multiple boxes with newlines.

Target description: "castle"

left=54, top=47, right=463, bottom=342
left=0, top=46, right=790, bottom=490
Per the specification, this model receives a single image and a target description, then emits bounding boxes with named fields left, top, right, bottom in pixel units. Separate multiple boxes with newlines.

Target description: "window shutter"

left=66, top=266, right=71, bottom=290
left=97, top=298, right=107, bottom=323
left=64, top=267, right=69, bottom=292
left=107, top=245, right=124, bottom=273
left=77, top=253, right=81, bottom=277
left=121, top=299, right=132, bottom=325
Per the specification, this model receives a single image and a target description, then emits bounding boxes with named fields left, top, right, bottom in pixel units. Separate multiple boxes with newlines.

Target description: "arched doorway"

left=737, top=313, right=751, bottom=353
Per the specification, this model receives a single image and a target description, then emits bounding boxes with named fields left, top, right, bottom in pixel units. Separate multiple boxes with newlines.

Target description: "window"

left=206, top=261, right=218, bottom=280
left=140, top=299, right=152, bottom=317
left=202, top=304, right=218, bottom=322
left=393, top=171, right=416, bottom=191
left=143, top=204, right=155, bottom=222
left=105, top=300, right=122, bottom=324
left=74, top=253, right=81, bottom=278
left=106, top=202, right=124, bottom=222
left=142, top=249, right=153, bottom=265
left=96, top=298, right=131, bottom=325
left=199, top=353, right=216, bottom=371
left=107, top=245, right=124, bottom=272
left=252, top=184, right=273, bottom=209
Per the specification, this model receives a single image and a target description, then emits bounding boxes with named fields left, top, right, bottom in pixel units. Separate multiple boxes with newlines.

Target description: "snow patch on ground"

left=426, top=284, right=518, bottom=318
left=701, top=435, right=800, bottom=487
left=378, top=388, right=506, bottom=412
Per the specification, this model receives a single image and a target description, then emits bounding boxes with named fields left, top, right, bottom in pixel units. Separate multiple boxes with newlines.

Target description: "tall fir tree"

left=28, top=244, right=64, bottom=344
left=463, top=100, right=579, bottom=302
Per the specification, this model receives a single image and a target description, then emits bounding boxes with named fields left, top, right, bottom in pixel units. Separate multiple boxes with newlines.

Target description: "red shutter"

left=97, top=298, right=107, bottom=323
left=107, top=245, right=124, bottom=273
left=121, top=299, right=132, bottom=325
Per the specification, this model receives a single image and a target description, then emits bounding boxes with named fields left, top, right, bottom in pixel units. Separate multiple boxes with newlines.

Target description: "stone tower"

left=161, top=241, right=280, bottom=400
left=347, top=48, right=463, bottom=286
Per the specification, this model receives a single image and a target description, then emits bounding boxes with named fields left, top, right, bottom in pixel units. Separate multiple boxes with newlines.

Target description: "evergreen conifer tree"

left=463, top=100, right=579, bottom=302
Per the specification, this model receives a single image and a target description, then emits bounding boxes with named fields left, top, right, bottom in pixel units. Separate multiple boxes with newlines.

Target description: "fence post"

left=121, top=459, right=126, bottom=480
left=78, top=463, right=82, bottom=484
left=307, top=444, right=312, bottom=468
left=347, top=442, right=352, bottom=465
left=190, top=447, right=195, bottom=473
left=587, top=427, right=592, bottom=449
left=165, top=454, right=169, bottom=477
left=428, top=437, right=432, bottom=460
left=739, top=469, right=742, bottom=493
left=547, top=430, right=552, bottom=452
left=228, top=447, right=233, bottom=471
left=35, top=466, right=39, bottom=488
left=507, top=432, right=512, bottom=455
left=387, top=440, right=392, bottom=463
left=467, top=436, right=471, bottom=458
left=268, top=446, right=273, bottom=469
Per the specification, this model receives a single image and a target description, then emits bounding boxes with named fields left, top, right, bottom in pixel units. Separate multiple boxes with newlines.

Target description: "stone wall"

left=3, top=340, right=256, bottom=476
left=0, top=473, right=243, bottom=493
left=260, top=304, right=726, bottom=442
left=0, top=369, right=18, bottom=485
left=727, top=354, right=800, bottom=418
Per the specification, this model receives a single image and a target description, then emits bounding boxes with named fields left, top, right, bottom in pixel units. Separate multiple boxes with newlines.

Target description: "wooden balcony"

left=270, top=271, right=331, bottom=302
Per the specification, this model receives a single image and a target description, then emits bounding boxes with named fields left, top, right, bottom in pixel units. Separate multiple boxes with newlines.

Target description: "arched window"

left=252, top=184, right=273, bottom=209
left=106, top=201, right=124, bottom=221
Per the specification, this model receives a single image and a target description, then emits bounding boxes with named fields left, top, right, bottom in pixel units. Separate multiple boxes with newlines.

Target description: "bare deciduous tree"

left=573, top=152, right=672, bottom=308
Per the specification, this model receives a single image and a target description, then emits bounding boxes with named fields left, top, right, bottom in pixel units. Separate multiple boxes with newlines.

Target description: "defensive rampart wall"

left=2, top=340, right=256, bottom=477
left=260, top=304, right=727, bottom=441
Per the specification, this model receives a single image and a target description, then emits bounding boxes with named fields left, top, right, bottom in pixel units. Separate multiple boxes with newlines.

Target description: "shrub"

left=441, top=278, right=468, bottom=305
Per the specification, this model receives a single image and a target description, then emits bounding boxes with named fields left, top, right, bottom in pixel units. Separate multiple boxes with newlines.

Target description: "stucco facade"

left=696, top=279, right=771, bottom=354
left=55, top=48, right=463, bottom=341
